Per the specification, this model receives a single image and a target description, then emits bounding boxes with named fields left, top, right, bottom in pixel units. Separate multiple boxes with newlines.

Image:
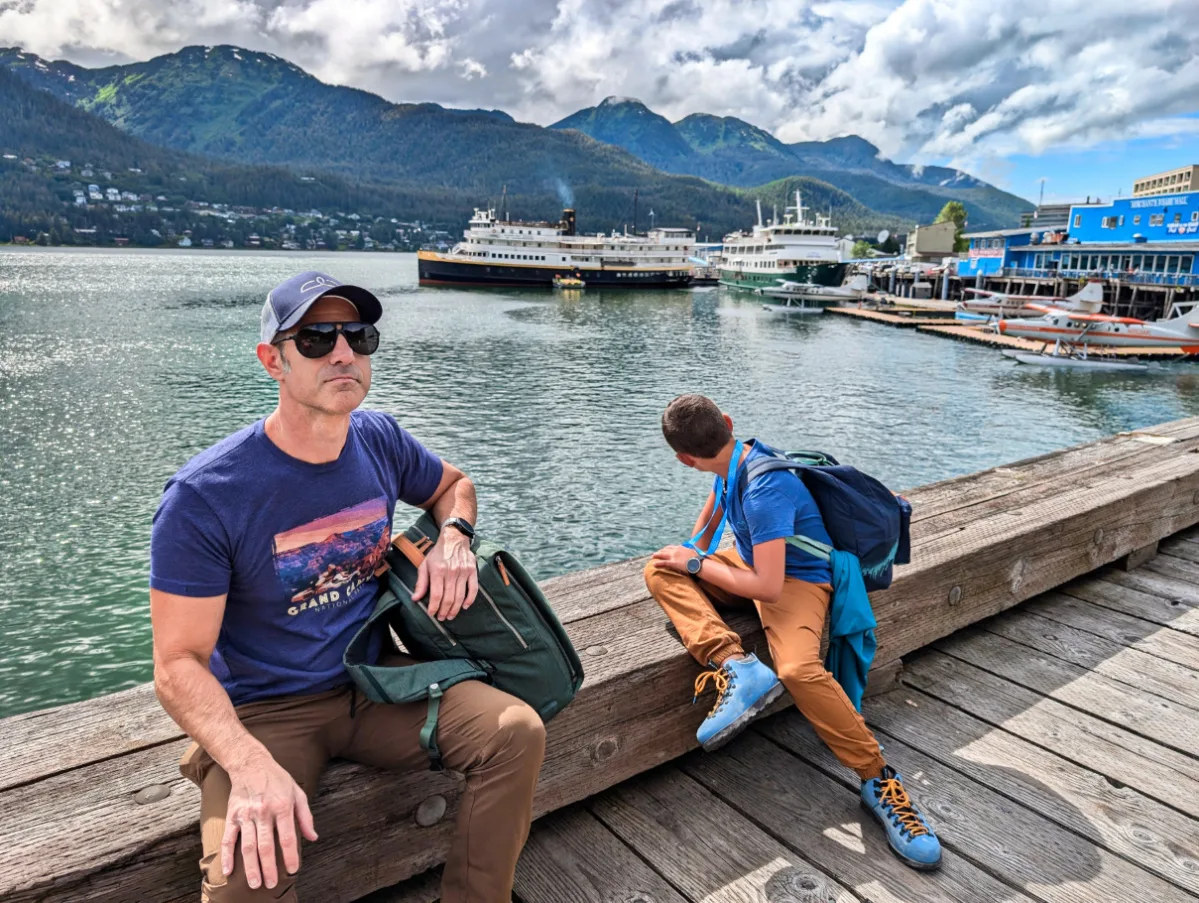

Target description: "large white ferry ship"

left=719, top=192, right=847, bottom=291
left=418, top=207, right=695, bottom=287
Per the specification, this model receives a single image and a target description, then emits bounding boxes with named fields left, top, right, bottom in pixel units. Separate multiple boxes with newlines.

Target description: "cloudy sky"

left=2, top=0, right=1198, bottom=201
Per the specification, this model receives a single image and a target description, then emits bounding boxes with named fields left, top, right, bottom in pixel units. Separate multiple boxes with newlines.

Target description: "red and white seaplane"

left=996, top=300, right=1199, bottom=371
left=958, top=280, right=1104, bottom=319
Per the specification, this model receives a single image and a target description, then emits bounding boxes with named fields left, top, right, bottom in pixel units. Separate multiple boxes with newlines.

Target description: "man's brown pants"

left=643, top=549, right=886, bottom=780
left=180, top=680, right=546, bottom=903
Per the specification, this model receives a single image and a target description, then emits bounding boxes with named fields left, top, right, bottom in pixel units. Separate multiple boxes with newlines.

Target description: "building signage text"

left=1130, top=195, right=1190, bottom=209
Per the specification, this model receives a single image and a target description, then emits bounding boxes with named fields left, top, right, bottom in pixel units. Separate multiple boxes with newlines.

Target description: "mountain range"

left=552, top=97, right=1029, bottom=228
left=0, top=44, right=1031, bottom=238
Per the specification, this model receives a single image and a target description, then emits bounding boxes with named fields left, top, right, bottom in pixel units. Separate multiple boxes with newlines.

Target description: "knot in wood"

left=592, top=737, right=618, bottom=762
left=1093, top=528, right=1105, bottom=546
left=1193, top=489, right=1199, bottom=506
left=586, top=645, right=609, bottom=657
left=764, top=866, right=832, bottom=902
left=133, top=784, right=171, bottom=805
left=414, top=794, right=447, bottom=827
left=617, top=894, right=658, bottom=903
left=947, top=585, right=962, bottom=606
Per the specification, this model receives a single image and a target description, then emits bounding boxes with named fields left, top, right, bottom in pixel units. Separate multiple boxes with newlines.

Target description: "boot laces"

left=693, top=666, right=736, bottom=716
left=878, top=776, right=929, bottom=837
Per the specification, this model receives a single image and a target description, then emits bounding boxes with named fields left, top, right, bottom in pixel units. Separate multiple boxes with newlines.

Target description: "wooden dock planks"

left=5, top=422, right=1199, bottom=901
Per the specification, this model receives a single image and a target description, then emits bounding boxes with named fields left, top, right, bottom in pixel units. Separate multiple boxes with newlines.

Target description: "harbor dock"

left=5, top=418, right=1199, bottom=902
left=827, top=303, right=1193, bottom=359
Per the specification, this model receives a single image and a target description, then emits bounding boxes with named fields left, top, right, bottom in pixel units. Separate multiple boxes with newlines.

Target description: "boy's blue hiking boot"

left=861, top=766, right=942, bottom=871
left=693, top=654, right=786, bottom=751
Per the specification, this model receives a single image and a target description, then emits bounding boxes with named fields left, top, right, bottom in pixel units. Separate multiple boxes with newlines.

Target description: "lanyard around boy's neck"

left=683, top=439, right=743, bottom=558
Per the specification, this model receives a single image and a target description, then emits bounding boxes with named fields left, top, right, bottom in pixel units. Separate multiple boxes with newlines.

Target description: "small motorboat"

left=553, top=275, right=586, bottom=289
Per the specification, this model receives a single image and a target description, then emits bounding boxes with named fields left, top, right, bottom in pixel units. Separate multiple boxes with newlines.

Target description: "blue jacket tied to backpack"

left=826, top=549, right=877, bottom=711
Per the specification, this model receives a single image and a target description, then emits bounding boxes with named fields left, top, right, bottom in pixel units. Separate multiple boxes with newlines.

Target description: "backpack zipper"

left=477, top=580, right=529, bottom=650
left=395, top=575, right=458, bottom=647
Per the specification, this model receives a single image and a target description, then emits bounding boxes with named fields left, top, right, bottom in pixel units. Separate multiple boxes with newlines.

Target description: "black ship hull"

left=418, top=255, right=692, bottom=288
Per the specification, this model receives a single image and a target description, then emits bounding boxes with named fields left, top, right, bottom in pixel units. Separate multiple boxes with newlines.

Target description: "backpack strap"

left=742, top=452, right=835, bottom=560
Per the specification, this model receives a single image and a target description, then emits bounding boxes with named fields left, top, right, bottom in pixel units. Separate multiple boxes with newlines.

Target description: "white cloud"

left=1, top=0, right=1198, bottom=168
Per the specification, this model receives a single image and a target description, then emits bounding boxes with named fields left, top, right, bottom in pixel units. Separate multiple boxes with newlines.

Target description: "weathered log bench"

left=4, top=417, right=1199, bottom=902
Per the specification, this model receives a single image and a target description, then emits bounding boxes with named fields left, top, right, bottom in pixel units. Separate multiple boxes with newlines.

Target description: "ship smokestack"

left=562, top=208, right=576, bottom=236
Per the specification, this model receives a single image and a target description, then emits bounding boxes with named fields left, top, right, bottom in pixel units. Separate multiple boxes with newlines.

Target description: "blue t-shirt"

left=723, top=440, right=833, bottom=584
left=150, top=410, right=443, bottom=706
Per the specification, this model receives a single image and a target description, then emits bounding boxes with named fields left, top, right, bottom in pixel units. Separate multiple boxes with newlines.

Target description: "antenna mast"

left=633, top=189, right=638, bottom=235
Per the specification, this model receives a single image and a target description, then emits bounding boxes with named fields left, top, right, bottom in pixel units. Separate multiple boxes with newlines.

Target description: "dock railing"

left=4, top=418, right=1199, bottom=902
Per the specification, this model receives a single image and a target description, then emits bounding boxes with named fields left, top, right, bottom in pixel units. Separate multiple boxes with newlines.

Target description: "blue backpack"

left=741, top=449, right=912, bottom=591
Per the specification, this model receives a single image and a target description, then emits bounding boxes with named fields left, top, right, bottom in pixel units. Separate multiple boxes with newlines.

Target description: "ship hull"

left=719, top=262, right=846, bottom=291
left=418, top=254, right=691, bottom=288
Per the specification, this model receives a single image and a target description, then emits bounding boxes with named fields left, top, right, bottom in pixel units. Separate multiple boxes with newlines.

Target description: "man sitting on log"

left=643, top=394, right=942, bottom=872
left=149, top=271, right=545, bottom=903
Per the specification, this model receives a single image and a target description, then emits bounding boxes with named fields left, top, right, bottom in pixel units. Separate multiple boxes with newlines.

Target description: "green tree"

left=851, top=239, right=873, bottom=258
left=934, top=200, right=969, bottom=252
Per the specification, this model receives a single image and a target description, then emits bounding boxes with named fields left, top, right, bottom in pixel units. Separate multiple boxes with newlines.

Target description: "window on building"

left=1073, top=214, right=1081, bottom=228
left=1150, top=214, right=1165, bottom=226
left=1134, top=215, right=1141, bottom=225
left=1183, top=256, right=1194, bottom=274
left=1168, top=256, right=1180, bottom=273
left=1132, top=255, right=1142, bottom=270
left=1154, top=255, right=1166, bottom=273
left=1175, top=213, right=1183, bottom=224
left=1118, top=215, right=1125, bottom=226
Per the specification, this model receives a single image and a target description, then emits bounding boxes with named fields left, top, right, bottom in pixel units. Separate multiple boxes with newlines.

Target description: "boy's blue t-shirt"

left=150, top=410, right=443, bottom=706
left=722, top=440, right=833, bottom=584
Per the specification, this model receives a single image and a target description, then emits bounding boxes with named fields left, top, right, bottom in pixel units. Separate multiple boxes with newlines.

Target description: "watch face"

left=687, top=556, right=702, bottom=574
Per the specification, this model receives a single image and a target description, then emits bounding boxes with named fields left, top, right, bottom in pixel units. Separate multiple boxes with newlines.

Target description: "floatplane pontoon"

left=757, top=274, right=870, bottom=314
left=997, top=299, right=1199, bottom=371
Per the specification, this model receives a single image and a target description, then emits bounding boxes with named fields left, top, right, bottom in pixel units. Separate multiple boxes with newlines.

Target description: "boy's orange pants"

left=643, top=548, right=886, bottom=780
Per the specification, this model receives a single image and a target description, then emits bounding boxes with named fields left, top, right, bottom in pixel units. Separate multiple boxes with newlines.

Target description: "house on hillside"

left=55, top=160, right=71, bottom=171
left=105, top=188, right=120, bottom=202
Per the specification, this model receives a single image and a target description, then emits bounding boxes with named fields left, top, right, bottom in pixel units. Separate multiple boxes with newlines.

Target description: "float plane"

left=996, top=300, right=1199, bottom=371
left=959, top=280, right=1104, bottom=318
left=758, top=274, right=870, bottom=315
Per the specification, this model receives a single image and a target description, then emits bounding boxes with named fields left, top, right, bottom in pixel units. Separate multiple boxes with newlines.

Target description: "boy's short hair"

left=661, top=394, right=732, bottom=458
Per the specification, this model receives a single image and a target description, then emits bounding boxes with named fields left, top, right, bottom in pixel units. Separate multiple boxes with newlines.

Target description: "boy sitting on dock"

left=643, top=394, right=942, bottom=871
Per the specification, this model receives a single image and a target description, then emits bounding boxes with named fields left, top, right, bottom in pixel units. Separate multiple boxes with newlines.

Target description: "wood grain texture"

left=981, top=608, right=1199, bottom=711
left=515, top=807, right=689, bottom=903
left=935, top=628, right=1199, bottom=757
left=1060, top=574, right=1199, bottom=637
left=1025, top=592, right=1199, bottom=671
left=862, top=687, right=1199, bottom=895
left=681, top=732, right=1035, bottom=903
left=903, top=650, right=1199, bottom=807
left=757, top=711, right=1197, bottom=903
left=590, top=767, right=859, bottom=903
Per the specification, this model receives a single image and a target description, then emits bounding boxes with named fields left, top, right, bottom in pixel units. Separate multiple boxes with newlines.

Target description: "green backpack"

left=343, top=512, right=584, bottom=770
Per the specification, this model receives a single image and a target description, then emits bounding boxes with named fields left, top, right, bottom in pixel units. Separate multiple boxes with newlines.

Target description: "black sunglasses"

left=272, top=322, right=380, bottom=359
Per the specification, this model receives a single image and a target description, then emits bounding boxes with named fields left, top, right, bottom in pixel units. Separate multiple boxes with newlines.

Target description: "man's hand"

left=652, top=544, right=699, bottom=575
left=413, top=529, right=478, bottom=621
left=221, top=752, right=318, bottom=890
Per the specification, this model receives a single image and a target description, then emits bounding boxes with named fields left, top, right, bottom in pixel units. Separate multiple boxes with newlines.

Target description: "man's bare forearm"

left=155, top=654, right=269, bottom=773
left=431, top=473, right=477, bottom=529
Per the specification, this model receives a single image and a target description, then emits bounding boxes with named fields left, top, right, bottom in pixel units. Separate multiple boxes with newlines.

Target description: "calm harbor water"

left=3, top=247, right=1199, bottom=717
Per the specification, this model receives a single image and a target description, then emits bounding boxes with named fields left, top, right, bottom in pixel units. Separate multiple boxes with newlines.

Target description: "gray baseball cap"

left=259, top=271, right=383, bottom=344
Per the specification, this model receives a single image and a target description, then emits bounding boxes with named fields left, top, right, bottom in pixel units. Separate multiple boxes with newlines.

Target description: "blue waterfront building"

left=962, top=190, right=1199, bottom=287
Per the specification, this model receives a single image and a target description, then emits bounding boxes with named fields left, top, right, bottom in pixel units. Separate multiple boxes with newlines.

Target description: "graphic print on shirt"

left=272, top=496, right=391, bottom=616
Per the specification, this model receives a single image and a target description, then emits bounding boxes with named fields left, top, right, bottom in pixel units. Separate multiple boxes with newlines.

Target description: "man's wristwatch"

left=686, top=554, right=704, bottom=575
left=441, top=517, right=476, bottom=540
